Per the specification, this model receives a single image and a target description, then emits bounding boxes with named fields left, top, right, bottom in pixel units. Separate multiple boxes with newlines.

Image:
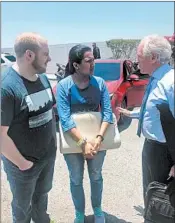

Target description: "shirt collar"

left=152, top=63, right=172, bottom=80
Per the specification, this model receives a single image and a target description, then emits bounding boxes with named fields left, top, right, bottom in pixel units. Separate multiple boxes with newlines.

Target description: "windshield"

left=5, top=55, right=16, bottom=62
left=94, top=62, right=121, bottom=81
left=1, top=58, right=5, bottom=63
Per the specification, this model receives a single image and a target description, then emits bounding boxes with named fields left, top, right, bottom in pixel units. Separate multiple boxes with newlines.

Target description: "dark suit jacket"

left=157, top=103, right=175, bottom=208
left=157, top=103, right=175, bottom=163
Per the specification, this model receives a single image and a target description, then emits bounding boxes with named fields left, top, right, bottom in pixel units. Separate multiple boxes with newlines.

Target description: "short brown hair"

left=14, top=32, right=48, bottom=58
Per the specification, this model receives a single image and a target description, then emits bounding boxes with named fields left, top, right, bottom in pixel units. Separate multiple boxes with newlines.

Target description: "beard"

left=32, top=57, right=47, bottom=74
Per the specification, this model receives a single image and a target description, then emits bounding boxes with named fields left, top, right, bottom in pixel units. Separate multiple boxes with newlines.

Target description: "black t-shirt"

left=1, top=67, right=57, bottom=162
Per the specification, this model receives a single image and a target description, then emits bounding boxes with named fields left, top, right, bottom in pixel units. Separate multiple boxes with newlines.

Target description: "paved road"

left=1, top=78, right=145, bottom=223
left=1, top=119, right=145, bottom=223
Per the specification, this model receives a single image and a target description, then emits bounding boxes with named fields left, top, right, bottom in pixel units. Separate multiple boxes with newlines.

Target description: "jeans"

left=64, top=151, right=106, bottom=213
left=142, top=139, right=173, bottom=205
left=2, top=155, right=56, bottom=223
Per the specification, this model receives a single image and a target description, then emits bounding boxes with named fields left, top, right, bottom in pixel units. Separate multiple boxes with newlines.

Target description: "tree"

left=106, top=39, right=140, bottom=60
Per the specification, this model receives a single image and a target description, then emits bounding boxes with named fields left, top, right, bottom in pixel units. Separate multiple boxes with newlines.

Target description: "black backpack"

left=144, top=181, right=175, bottom=223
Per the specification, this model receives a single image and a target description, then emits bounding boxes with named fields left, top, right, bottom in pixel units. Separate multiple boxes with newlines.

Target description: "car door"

left=124, top=62, right=149, bottom=108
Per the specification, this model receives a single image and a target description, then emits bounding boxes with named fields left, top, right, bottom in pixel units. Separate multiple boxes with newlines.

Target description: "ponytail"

left=64, top=62, right=71, bottom=77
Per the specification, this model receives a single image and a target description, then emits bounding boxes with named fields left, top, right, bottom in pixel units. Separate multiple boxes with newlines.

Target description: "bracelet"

left=77, top=137, right=87, bottom=148
left=96, top=135, right=104, bottom=141
left=77, top=138, right=84, bottom=147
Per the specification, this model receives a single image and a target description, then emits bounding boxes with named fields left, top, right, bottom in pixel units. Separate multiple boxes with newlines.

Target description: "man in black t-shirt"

left=1, top=32, right=57, bottom=223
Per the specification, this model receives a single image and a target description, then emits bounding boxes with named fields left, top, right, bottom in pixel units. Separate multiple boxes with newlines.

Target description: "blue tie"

left=137, top=76, right=154, bottom=137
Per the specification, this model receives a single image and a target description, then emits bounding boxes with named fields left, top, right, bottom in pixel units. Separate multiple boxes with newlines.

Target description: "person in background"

left=92, top=42, right=101, bottom=59
left=56, top=44, right=113, bottom=223
left=1, top=32, right=57, bottom=223
left=118, top=35, right=174, bottom=206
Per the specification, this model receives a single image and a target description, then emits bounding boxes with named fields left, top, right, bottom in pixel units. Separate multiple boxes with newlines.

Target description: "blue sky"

left=1, top=1, right=174, bottom=47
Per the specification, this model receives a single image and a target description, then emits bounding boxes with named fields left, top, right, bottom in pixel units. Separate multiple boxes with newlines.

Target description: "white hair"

left=141, top=34, right=172, bottom=64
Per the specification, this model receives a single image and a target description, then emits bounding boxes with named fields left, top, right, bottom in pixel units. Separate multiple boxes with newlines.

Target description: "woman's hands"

left=82, top=142, right=97, bottom=159
left=92, top=136, right=103, bottom=153
left=82, top=136, right=103, bottom=159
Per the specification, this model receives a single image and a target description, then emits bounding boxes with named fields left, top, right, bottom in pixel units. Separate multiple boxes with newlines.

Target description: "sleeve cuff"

left=62, top=123, right=76, bottom=133
left=130, top=109, right=140, bottom=119
left=102, top=118, right=114, bottom=124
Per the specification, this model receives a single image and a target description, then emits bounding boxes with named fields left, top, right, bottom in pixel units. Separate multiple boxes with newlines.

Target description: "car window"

left=94, top=63, right=121, bottom=81
left=1, top=58, right=5, bottom=64
left=4, top=55, right=16, bottom=62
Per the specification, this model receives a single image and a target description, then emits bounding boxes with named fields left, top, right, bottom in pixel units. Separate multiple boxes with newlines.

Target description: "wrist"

left=128, top=111, right=132, bottom=117
left=96, top=135, right=104, bottom=142
left=18, top=158, right=29, bottom=170
left=77, top=137, right=87, bottom=151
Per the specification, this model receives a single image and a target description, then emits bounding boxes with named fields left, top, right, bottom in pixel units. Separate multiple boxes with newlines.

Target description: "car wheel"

left=118, top=99, right=127, bottom=125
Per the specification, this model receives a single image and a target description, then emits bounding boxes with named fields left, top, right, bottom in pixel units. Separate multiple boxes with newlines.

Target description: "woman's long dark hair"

left=64, top=62, right=70, bottom=78
left=65, top=44, right=92, bottom=76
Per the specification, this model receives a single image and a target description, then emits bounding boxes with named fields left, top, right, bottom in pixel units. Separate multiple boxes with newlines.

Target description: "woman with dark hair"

left=56, top=44, right=113, bottom=223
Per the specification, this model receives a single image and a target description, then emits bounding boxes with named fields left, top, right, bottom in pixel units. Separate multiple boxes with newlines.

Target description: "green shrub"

left=106, top=39, right=140, bottom=59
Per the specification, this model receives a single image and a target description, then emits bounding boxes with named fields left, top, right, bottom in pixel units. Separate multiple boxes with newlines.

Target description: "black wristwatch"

left=96, top=135, right=104, bottom=142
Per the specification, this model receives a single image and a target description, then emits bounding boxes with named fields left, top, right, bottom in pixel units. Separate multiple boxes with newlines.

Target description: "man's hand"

left=18, top=160, right=34, bottom=171
left=169, top=164, right=175, bottom=177
left=82, top=142, right=96, bottom=159
left=117, top=107, right=131, bottom=117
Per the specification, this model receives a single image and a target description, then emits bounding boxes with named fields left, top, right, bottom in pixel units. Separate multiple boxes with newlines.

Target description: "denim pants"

left=2, top=155, right=56, bottom=223
left=142, top=139, right=173, bottom=205
left=64, top=151, right=106, bottom=213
